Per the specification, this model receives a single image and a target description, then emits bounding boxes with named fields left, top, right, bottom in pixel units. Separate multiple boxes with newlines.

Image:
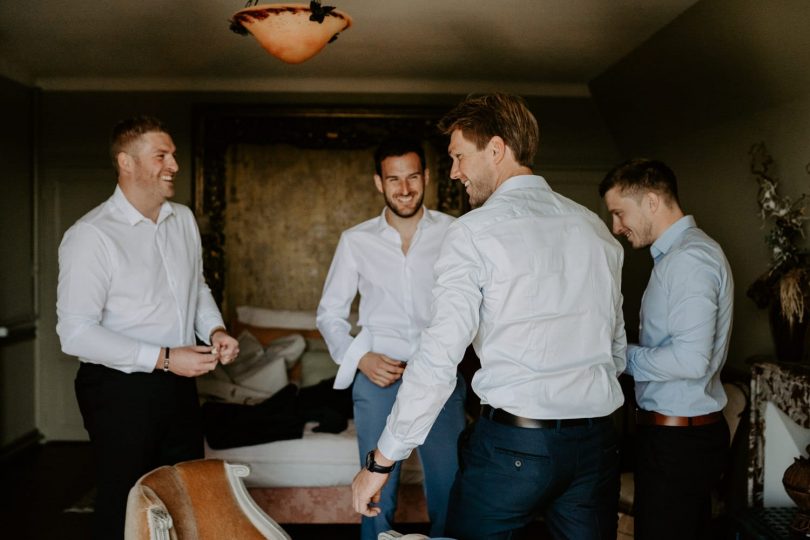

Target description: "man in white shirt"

left=352, top=94, right=627, bottom=539
left=317, top=138, right=467, bottom=540
left=57, top=116, right=239, bottom=540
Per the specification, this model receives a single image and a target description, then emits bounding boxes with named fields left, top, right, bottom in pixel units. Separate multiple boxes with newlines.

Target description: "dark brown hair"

left=373, top=137, right=426, bottom=176
left=599, top=158, right=680, bottom=205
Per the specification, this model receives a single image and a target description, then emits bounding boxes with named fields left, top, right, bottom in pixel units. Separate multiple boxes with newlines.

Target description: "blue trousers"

left=353, top=371, right=467, bottom=540
left=446, top=415, right=620, bottom=540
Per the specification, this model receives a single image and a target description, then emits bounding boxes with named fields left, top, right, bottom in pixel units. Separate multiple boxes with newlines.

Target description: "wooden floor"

left=0, top=442, right=380, bottom=539
left=1, top=441, right=96, bottom=540
left=0, top=442, right=565, bottom=539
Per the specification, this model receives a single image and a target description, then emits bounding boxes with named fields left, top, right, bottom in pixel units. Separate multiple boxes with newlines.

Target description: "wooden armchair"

left=125, top=459, right=290, bottom=540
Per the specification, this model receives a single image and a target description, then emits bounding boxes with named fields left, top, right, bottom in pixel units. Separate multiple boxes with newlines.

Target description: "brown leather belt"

left=635, top=409, right=724, bottom=427
left=480, top=404, right=608, bottom=429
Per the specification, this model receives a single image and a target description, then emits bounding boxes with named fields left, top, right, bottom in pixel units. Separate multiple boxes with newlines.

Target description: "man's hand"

left=156, top=345, right=219, bottom=377
left=211, top=330, right=240, bottom=365
left=352, top=469, right=389, bottom=517
left=358, top=352, right=405, bottom=387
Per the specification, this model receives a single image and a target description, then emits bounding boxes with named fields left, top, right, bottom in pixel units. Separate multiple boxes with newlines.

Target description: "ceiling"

left=0, top=0, right=698, bottom=95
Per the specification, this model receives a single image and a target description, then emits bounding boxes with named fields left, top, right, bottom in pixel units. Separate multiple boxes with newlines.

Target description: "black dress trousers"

left=75, top=362, right=203, bottom=540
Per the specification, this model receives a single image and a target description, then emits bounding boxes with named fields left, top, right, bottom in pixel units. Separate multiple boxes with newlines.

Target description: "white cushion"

left=232, top=353, right=288, bottom=397
left=236, top=306, right=317, bottom=330
left=198, top=331, right=299, bottom=404
left=264, top=334, right=307, bottom=369
left=235, top=305, right=360, bottom=334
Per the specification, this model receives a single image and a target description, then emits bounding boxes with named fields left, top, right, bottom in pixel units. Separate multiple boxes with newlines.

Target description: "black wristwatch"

left=365, top=450, right=395, bottom=474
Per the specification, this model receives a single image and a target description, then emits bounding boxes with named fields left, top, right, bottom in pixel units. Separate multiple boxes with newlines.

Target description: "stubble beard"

left=385, top=191, right=424, bottom=219
left=467, top=184, right=493, bottom=208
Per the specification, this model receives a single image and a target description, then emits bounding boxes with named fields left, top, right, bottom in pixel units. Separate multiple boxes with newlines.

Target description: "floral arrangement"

left=747, top=143, right=810, bottom=326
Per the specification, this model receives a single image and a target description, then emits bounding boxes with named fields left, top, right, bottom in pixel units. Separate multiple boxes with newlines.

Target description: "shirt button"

left=514, top=460, right=522, bottom=468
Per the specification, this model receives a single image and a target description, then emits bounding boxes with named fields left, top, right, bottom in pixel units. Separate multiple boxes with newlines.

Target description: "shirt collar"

left=111, top=185, right=174, bottom=226
left=650, top=215, right=696, bottom=261
left=375, top=206, right=432, bottom=233
left=488, top=174, right=551, bottom=201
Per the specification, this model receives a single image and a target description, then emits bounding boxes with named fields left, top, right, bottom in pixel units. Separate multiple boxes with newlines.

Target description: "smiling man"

left=600, top=159, right=733, bottom=540
left=352, top=94, right=627, bottom=540
left=57, top=116, right=239, bottom=540
left=317, top=137, right=466, bottom=540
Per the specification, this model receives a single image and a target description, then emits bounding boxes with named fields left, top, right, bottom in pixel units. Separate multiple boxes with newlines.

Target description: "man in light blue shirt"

left=600, top=159, right=733, bottom=540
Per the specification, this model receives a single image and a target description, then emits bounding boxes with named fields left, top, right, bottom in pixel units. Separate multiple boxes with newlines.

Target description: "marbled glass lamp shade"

left=230, top=2, right=352, bottom=64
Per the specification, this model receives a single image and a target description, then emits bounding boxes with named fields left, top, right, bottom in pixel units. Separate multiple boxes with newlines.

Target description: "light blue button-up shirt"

left=627, top=215, right=733, bottom=416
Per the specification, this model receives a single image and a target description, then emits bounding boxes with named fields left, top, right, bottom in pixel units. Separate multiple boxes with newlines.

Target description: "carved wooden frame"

left=192, top=104, right=466, bottom=308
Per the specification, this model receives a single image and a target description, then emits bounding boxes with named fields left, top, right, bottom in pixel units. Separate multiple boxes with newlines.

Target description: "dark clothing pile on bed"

left=202, top=378, right=353, bottom=449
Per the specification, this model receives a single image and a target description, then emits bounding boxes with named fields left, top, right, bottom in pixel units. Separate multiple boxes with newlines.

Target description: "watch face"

left=365, top=450, right=392, bottom=473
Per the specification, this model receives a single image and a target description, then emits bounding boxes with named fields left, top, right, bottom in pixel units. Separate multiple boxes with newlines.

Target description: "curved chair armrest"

left=225, top=462, right=292, bottom=540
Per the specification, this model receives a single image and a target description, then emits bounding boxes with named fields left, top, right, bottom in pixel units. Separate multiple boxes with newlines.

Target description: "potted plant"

left=747, top=143, right=810, bottom=362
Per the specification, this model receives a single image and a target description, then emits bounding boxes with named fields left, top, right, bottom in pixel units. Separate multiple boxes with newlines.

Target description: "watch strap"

left=365, top=450, right=395, bottom=474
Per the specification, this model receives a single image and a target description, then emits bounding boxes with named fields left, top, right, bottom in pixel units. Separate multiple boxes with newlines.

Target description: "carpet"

left=63, top=488, right=95, bottom=514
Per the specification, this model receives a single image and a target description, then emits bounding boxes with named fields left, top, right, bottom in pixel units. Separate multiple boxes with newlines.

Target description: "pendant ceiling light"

left=230, top=1, right=352, bottom=64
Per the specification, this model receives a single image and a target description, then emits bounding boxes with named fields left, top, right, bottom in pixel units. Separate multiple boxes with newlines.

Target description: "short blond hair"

left=110, top=116, right=168, bottom=172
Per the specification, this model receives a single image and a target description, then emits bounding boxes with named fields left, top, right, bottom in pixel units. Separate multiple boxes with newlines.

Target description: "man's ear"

left=646, top=191, right=661, bottom=214
left=373, top=174, right=384, bottom=194
left=116, top=152, right=131, bottom=173
left=423, top=168, right=430, bottom=187
left=489, top=136, right=506, bottom=164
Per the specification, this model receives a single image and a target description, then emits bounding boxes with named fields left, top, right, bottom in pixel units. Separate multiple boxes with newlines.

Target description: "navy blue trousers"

left=446, top=415, right=620, bottom=540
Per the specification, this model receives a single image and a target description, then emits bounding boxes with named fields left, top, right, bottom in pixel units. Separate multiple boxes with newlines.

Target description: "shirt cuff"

left=333, top=328, right=372, bottom=390
left=377, top=425, right=414, bottom=462
left=136, top=343, right=163, bottom=373
left=625, top=344, right=640, bottom=376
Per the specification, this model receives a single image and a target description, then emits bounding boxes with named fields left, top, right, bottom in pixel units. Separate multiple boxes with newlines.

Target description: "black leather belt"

left=480, top=404, right=608, bottom=429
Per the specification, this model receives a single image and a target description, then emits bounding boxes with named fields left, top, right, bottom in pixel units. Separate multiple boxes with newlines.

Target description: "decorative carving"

left=748, top=361, right=810, bottom=508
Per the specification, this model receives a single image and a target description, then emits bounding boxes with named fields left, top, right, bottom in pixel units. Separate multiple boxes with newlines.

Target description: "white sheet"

left=205, top=420, right=424, bottom=488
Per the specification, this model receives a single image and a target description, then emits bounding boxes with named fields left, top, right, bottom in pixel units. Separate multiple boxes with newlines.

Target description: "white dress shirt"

left=317, top=207, right=455, bottom=389
left=378, top=175, right=627, bottom=460
left=57, top=185, right=225, bottom=373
